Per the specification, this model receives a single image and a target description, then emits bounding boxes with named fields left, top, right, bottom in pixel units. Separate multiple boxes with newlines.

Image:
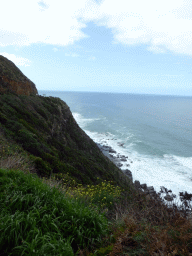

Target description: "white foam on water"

left=170, top=155, right=192, bottom=170
left=73, top=111, right=192, bottom=209
left=129, top=152, right=192, bottom=208
left=72, top=112, right=102, bottom=129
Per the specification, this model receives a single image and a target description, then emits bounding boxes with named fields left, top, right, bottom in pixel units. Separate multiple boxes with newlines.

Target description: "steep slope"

left=0, top=93, right=133, bottom=189
left=0, top=55, right=37, bottom=96
left=0, top=55, right=133, bottom=190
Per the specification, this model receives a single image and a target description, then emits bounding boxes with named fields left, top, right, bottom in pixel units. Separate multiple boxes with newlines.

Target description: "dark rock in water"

left=179, top=191, right=192, bottom=201
left=117, top=163, right=123, bottom=167
left=0, top=55, right=38, bottom=96
left=120, top=157, right=127, bottom=162
left=118, top=143, right=125, bottom=147
left=164, top=195, right=174, bottom=201
left=132, top=179, right=183, bottom=207
left=126, top=164, right=130, bottom=167
left=125, top=169, right=131, bottom=175
left=160, top=186, right=170, bottom=194
left=109, top=149, right=116, bottom=153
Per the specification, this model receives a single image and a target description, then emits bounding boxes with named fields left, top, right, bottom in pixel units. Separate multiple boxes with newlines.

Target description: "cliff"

left=0, top=93, right=133, bottom=189
left=0, top=57, right=133, bottom=189
left=0, top=55, right=38, bottom=96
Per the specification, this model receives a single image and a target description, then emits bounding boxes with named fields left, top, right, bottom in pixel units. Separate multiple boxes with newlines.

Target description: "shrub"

left=32, top=157, right=52, bottom=177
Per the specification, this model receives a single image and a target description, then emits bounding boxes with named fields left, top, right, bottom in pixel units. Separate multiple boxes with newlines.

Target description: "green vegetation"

left=0, top=168, right=109, bottom=255
left=1, top=166, right=192, bottom=256
left=1, top=93, right=192, bottom=255
left=0, top=94, right=131, bottom=189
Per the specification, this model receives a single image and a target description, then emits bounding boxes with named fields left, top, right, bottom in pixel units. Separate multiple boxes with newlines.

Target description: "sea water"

left=39, top=90, right=192, bottom=208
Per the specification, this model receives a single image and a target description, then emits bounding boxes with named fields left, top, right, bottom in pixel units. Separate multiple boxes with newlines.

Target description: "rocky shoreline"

left=97, top=142, right=192, bottom=217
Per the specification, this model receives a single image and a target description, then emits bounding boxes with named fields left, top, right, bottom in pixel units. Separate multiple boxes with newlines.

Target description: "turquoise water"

left=39, top=90, right=192, bottom=206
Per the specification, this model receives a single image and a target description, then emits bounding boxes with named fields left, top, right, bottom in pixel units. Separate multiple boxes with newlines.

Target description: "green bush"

left=32, top=157, right=52, bottom=177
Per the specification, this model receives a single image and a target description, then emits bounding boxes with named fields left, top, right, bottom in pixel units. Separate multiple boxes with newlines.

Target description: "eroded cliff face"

left=0, top=55, right=38, bottom=96
left=0, top=75, right=38, bottom=96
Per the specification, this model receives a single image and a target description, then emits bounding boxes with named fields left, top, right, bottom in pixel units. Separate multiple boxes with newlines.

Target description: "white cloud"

left=0, top=52, right=31, bottom=66
left=65, top=53, right=79, bottom=57
left=1, top=0, right=192, bottom=55
left=147, top=46, right=166, bottom=54
left=82, top=0, right=192, bottom=56
left=0, top=0, right=92, bottom=47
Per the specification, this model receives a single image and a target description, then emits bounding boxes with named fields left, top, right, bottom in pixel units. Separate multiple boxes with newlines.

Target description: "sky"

left=0, top=0, right=192, bottom=96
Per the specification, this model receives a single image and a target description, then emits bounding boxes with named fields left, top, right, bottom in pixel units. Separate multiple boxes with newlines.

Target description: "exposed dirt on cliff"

left=0, top=55, right=38, bottom=96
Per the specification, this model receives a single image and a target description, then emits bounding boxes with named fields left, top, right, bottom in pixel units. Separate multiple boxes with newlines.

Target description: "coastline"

left=96, top=142, right=192, bottom=217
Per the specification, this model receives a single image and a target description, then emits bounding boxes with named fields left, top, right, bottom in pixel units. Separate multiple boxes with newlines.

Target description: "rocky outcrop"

left=134, top=180, right=177, bottom=203
left=0, top=55, right=38, bottom=96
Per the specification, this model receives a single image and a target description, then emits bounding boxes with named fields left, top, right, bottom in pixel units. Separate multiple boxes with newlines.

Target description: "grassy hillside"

left=0, top=93, right=132, bottom=189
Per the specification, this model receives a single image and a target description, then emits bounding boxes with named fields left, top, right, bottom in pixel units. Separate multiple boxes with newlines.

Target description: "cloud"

left=1, top=0, right=192, bottom=55
left=65, top=52, right=79, bottom=57
left=147, top=45, right=166, bottom=54
left=0, top=0, right=91, bottom=47
left=0, top=52, right=31, bottom=66
left=82, top=0, right=192, bottom=56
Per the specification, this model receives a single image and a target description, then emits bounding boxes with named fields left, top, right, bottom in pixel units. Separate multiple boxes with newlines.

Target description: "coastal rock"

left=124, top=169, right=133, bottom=182
left=134, top=180, right=140, bottom=188
left=140, top=183, right=147, bottom=189
left=120, top=157, right=127, bottom=162
left=118, top=143, right=125, bottom=147
left=109, top=149, right=117, bottom=153
left=164, top=195, right=174, bottom=201
left=136, top=184, right=162, bottom=203
left=0, top=55, right=38, bottom=96
left=147, top=186, right=155, bottom=192
left=134, top=182, right=178, bottom=204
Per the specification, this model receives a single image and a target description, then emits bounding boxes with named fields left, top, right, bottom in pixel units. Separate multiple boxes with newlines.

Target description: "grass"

left=0, top=168, right=110, bottom=256
left=1, top=165, right=192, bottom=256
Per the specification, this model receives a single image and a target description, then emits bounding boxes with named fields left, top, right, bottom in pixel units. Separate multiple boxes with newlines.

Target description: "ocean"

left=39, top=90, right=192, bottom=208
